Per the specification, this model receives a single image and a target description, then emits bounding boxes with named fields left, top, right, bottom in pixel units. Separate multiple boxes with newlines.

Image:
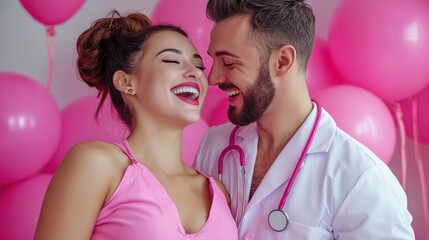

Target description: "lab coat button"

left=244, top=232, right=254, bottom=240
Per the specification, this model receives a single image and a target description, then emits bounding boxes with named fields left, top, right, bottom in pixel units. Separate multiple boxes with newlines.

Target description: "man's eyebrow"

left=156, top=48, right=182, bottom=56
left=210, top=51, right=239, bottom=58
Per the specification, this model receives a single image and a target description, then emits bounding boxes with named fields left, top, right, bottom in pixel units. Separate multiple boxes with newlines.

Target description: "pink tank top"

left=91, top=140, right=238, bottom=240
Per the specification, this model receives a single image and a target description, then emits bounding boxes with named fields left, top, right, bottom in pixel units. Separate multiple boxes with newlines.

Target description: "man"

left=193, top=0, right=415, bottom=239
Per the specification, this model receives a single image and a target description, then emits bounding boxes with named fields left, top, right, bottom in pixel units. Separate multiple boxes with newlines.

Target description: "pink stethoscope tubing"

left=218, top=125, right=245, bottom=181
left=217, top=101, right=322, bottom=232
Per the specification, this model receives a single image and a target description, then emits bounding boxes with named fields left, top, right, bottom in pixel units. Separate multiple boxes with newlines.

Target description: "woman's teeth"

left=171, top=86, right=199, bottom=99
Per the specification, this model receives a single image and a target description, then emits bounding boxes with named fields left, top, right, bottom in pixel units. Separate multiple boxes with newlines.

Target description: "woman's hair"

left=206, top=0, right=315, bottom=69
left=76, top=10, right=187, bottom=127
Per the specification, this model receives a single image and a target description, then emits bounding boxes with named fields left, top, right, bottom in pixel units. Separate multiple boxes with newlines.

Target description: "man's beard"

left=228, top=64, right=275, bottom=126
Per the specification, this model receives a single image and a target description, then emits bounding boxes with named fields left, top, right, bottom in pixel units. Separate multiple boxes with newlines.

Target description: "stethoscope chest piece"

left=268, top=209, right=289, bottom=232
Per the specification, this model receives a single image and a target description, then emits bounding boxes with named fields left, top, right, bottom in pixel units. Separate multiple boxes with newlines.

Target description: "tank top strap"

left=194, top=167, right=210, bottom=178
left=112, top=139, right=139, bottom=165
left=194, top=168, right=222, bottom=197
left=205, top=175, right=226, bottom=204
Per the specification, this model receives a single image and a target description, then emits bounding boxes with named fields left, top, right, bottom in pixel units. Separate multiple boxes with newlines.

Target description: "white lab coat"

left=194, top=105, right=414, bottom=240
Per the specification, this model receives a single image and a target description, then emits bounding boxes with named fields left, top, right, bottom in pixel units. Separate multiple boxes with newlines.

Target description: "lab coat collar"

left=241, top=102, right=337, bottom=211
left=233, top=103, right=336, bottom=153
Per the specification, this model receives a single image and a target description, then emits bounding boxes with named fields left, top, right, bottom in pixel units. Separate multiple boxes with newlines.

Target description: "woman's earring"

left=125, top=88, right=134, bottom=95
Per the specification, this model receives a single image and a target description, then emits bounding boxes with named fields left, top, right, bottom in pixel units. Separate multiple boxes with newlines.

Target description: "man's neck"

left=248, top=98, right=313, bottom=199
left=256, top=98, right=313, bottom=148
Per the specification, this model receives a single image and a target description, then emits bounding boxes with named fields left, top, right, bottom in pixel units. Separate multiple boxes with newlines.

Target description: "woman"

left=35, top=10, right=238, bottom=240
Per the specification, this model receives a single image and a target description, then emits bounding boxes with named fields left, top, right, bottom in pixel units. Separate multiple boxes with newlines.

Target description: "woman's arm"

left=35, top=141, right=117, bottom=240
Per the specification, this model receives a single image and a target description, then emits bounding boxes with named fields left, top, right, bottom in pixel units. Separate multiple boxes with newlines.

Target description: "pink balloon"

left=43, top=95, right=129, bottom=173
left=207, top=98, right=230, bottom=127
left=19, top=0, right=85, bottom=26
left=400, top=85, right=429, bottom=143
left=0, top=72, right=61, bottom=184
left=151, top=0, right=213, bottom=75
left=328, top=0, right=429, bottom=102
left=0, top=174, right=52, bottom=240
left=307, top=37, right=342, bottom=97
left=182, top=118, right=209, bottom=166
left=201, top=86, right=227, bottom=121
left=314, top=85, right=397, bottom=164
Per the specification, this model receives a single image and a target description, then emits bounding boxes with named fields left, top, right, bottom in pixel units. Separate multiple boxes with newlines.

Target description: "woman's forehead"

left=146, top=31, right=195, bottom=53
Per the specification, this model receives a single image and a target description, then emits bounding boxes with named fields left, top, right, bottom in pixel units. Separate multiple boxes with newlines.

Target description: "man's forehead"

left=213, top=15, right=250, bottom=33
left=210, top=16, right=252, bottom=50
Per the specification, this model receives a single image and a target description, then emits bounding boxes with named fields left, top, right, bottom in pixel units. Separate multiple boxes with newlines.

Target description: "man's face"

left=207, top=15, right=275, bottom=125
left=227, top=63, right=275, bottom=126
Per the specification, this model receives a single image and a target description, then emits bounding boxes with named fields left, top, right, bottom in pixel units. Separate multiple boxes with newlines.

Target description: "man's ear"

left=113, top=71, right=135, bottom=95
left=274, top=44, right=296, bottom=76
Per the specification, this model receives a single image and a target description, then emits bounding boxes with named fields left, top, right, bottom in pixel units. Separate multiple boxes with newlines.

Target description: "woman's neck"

left=126, top=122, right=188, bottom=175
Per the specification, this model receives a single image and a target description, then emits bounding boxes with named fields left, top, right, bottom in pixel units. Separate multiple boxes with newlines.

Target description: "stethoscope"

left=218, top=101, right=322, bottom=232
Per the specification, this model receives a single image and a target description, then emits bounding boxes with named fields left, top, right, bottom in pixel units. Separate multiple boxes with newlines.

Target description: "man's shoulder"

left=332, top=127, right=383, bottom=164
left=194, top=122, right=237, bottom=174
left=197, top=122, right=235, bottom=154
left=205, top=121, right=236, bottom=138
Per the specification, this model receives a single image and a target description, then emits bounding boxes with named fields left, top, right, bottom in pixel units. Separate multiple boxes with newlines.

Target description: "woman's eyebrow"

left=156, top=49, right=201, bottom=60
left=156, top=48, right=182, bottom=56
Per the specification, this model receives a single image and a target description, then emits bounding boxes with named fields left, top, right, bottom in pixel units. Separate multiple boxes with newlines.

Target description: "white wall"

left=0, top=0, right=341, bottom=109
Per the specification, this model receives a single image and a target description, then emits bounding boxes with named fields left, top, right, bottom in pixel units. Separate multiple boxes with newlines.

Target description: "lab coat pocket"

left=265, top=219, right=334, bottom=240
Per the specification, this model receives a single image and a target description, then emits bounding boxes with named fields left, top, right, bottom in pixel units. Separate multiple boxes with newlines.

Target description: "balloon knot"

left=46, top=26, right=56, bottom=36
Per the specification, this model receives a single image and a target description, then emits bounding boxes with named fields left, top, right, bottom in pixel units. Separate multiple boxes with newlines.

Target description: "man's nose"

left=207, top=64, right=224, bottom=86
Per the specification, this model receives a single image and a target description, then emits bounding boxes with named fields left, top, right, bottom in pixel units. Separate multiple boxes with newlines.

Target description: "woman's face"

left=131, top=30, right=208, bottom=127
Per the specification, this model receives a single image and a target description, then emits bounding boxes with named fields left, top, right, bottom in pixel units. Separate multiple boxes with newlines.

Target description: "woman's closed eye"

left=162, top=59, right=180, bottom=64
left=163, top=59, right=205, bottom=71
left=196, top=65, right=206, bottom=71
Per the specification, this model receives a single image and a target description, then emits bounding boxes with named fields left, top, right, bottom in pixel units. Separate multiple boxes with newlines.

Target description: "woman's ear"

left=274, top=44, right=296, bottom=76
left=113, top=71, right=135, bottom=95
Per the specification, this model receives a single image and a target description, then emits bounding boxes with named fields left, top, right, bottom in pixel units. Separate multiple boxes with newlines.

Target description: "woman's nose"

left=184, top=66, right=202, bottom=80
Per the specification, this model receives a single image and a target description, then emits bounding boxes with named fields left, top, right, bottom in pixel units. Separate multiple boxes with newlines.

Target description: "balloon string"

left=411, top=97, right=429, bottom=238
left=45, top=25, right=55, bottom=90
left=392, top=102, right=407, bottom=190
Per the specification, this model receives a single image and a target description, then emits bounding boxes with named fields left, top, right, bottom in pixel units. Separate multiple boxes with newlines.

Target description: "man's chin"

left=228, top=114, right=253, bottom=126
left=227, top=107, right=240, bottom=125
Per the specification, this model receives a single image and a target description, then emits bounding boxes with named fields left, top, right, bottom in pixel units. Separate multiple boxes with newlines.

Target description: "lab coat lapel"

left=217, top=123, right=257, bottom=221
left=244, top=104, right=324, bottom=212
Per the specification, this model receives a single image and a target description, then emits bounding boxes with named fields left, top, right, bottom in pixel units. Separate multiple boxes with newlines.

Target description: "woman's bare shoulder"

left=58, top=140, right=129, bottom=180
left=67, top=140, right=127, bottom=162
left=35, top=140, right=128, bottom=240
